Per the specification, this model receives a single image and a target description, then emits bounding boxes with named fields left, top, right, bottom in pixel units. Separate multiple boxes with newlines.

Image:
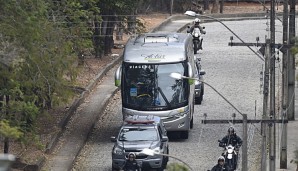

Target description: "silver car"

left=111, top=115, right=169, bottom=171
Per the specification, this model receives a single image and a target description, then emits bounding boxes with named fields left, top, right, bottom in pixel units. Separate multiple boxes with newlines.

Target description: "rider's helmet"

left=128, top=152, right=136, bottom=161
left=228, top=126, right=235, bottom=135
left=194, top=18, right=201, bottom=24
left=218, top=156, right=225, bottom=164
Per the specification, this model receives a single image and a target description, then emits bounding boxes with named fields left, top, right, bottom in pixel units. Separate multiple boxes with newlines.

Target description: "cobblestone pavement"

left=72, top=19, right=284, bottom=171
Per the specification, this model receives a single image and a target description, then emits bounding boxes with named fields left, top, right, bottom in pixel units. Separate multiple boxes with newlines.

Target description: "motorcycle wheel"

left=193, top=41, right=198, bottom=54
left=228, top=159, right=234, bottom=171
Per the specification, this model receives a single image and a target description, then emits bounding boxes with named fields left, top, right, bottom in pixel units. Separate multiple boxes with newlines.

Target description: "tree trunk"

left=101, top=14, right=115, bottom=55
left=93, top=15, right=102, bottom=58
left=0, top=95, right=3, bottom=112
left=4, top=137, right=9, bottom=153
left=127, top=10, right=137, bottom=34
left=211, top=0, right=219, bottom=13
left=116, top=17, right=124, bottom=41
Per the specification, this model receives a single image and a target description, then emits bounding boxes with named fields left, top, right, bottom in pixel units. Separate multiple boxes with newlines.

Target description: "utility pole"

left=242, top=114, right=248, bottom=171
left=269, top=0, right=276, bottom=169
left=288, top=0, right=296, bottom=121
left=280, top=0, right=288, bottom=167
left=170, top=0, right=174, bottom=16
left=261, top=38, right=270, bottom=171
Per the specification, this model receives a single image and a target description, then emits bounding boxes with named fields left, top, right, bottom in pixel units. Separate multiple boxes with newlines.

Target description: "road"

left=72, top=19, right=283, bottom=171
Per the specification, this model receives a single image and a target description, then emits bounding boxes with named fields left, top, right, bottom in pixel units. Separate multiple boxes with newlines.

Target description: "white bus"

left=115, top=33, right=196, bottom=139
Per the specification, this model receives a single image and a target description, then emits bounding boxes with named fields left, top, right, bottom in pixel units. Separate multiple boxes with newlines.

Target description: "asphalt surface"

left=43, top=14, right=298, bottom=171
left=71, top=19, right=288, bottom=171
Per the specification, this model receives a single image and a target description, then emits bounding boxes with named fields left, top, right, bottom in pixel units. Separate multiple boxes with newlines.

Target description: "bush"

left=166, top=163, right=189, bottom=171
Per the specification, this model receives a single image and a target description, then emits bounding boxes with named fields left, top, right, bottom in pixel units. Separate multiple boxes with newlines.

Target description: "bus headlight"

left=174, top=112, right=186, bottom=118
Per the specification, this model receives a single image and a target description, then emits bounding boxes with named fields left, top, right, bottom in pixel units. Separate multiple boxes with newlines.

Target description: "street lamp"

left=184, top=10, right=264, bottom=62
left=0, top=154, right=15, bottom=171
left=169, top=72, right=248, bottom=171
left=140, top=148, right=194, bottom=171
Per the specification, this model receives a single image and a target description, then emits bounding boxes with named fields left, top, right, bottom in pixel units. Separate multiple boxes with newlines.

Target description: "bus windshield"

left=122, top=62, right=189, bottom=110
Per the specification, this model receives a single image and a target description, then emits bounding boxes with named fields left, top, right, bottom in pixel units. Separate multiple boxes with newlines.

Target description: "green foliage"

left=0, top=120, right=23, bottom=139
left=166, top=163, right=189, bottom=171
left=0, top=0, right=79, bottom=145
left=0, top=0, right=173, bottom=152
left=47, top=0, right=101, bottom=56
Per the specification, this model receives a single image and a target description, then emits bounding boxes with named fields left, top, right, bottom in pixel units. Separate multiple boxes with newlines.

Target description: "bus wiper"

left=157, top=87, right=171, bottom=108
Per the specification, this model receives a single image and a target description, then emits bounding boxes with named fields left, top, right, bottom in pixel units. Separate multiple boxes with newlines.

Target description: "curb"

left=28, top=14, right=176, bottom=171
left=149, top=15, right=191, bottom=33
left=177, top=12, right=277, bottom=33
left=44, top=55, right=123, bottom=155
left=24, top=12, right=274, bottom=171
left=70, top=87, right=120, bottom=171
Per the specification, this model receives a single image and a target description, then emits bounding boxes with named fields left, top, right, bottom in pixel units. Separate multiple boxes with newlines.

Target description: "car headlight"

left=227, top=149, right=234, bottom=154
left=195, top=80, right=199, bottom=85
left=113, top=146, right=124, bottom=155
left=153, top=147, right=161, bottom=154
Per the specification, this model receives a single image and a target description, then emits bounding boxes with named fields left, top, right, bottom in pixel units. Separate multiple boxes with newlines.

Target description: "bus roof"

left=123, top=33, right=192, bottom=64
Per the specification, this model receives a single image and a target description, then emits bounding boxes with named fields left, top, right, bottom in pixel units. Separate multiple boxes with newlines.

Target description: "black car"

left=194, top=57, right=206, bottom=104
left=111, top=115, right=169, bottom=171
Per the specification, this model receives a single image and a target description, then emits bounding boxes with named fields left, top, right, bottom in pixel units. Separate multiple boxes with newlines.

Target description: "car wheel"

left=190, top=116, right=194, bottom=129
left=195, top=94, right=202, bottom=104
left=201, top=85, right=205, bottom=96
left=162, top=149, right=169, bottom=168
left=180, top=131, right=189, bottom=139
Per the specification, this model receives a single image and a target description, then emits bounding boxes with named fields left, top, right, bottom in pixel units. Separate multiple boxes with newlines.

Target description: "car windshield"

left=118, top=128, right=159, bottom=141
left=122, top=62, right=189, bottom=110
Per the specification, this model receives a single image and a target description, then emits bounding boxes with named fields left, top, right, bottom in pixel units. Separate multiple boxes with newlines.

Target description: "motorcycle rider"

left=219, top=126, right=242, bottom=148
left=211, top=156, right=230, bottom=171
left=188, top=18, right=206, bottom=50
left=189, top=18, right=206, bottom=35
left=122, top=152, right=141, bottom=171
left=219, top=126, right=242, bottom=170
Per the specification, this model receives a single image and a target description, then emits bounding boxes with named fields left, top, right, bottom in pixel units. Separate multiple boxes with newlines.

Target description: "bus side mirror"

left=187, top=62, right=194, bottom=78
left=115, top=66, right=122, bottom=87
left=187, top=62, right=195, bottom=85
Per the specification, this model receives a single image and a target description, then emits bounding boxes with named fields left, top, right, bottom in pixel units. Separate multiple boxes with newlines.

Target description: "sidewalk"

left=43, top=13, right=298, bottom=171
left=44, top=15, right=191, bottom=171
left=276, top=69, right=298, bottom=171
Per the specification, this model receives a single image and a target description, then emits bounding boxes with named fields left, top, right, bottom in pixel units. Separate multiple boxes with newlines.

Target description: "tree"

left=211, top=0, right=219, bottom=13
left=0, top=120, right=23, bottom=153
left=47, top=0, right=101, bottom=60
left=0, top=0, right=77, bottom=152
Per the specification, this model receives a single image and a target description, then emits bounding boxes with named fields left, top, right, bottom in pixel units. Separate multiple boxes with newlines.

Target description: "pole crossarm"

left=228, top=42, right=293, bottom=54
left=201, top=119, right=288, bottom=124
left=229, top=42, right=265, bottom=47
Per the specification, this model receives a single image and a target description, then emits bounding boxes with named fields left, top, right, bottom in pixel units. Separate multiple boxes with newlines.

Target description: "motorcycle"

left=119, top=156, right=142, bottom=171
left=218, top=140, right=239, bottom=171
left=187, top=25, right=205, bottom=54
